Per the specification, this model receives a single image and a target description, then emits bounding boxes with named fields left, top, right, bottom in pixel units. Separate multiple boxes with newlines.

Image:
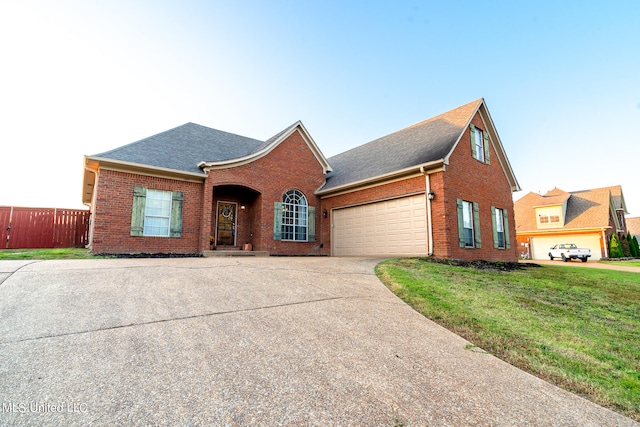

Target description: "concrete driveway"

left=0, top=257, right=636, bottom=426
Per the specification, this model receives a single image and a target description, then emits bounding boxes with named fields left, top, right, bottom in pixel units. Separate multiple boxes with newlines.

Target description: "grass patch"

left=0, top=248, right=100, bottom=260
left=601, top=261, right=640, bottom=268
left=376, top=258, right=640, bottom=421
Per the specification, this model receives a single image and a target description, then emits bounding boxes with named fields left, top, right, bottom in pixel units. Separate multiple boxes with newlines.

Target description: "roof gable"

left=199, top=121, right=332, bottom=173
left=319, top=98, right=519, bottom=193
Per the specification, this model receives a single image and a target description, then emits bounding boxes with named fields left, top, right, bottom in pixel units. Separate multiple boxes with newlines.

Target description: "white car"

left=548, top=243, right=591, bottom=262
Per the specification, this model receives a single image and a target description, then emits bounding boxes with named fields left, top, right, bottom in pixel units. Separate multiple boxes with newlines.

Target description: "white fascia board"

left=86, top=156, right=207, bottom=180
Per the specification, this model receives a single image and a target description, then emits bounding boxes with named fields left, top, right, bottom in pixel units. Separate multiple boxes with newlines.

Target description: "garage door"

left=531, top=235, right=602, bottom=260
left=332, top=195, right=428, bottom=256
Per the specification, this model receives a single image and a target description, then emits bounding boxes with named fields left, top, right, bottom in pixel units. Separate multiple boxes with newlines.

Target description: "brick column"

left=199, top=171, right=213, bottom=253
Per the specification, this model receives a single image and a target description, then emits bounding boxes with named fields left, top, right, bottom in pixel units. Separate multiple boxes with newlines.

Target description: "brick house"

left=514, top=186, right=628, bottom=260
left=82, top=98, right=520, bottom=261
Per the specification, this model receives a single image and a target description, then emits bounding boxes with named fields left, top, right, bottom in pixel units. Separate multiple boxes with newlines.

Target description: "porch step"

left=203, top=250, right=269, bottom=257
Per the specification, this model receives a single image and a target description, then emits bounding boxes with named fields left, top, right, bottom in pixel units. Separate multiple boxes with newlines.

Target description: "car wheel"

left=561, top=254, right=568, bottom=262
left=549, top=254, right=554, bottom=260
left=581, top=258, right=588, bottom=263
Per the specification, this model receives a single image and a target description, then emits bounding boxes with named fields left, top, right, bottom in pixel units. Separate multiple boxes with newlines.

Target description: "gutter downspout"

left=602, top=229, right=609, bottom=258
left=420, top=166, right=434, bottom=256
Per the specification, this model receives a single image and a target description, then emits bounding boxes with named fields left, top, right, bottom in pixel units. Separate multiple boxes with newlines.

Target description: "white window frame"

left=462, top=200, right=475, bottom=248
left=474, top=127, right=484, bottom=162
left=143, top=189, right=172, bottom=237
left=282, top=190, right=308, bottom=241
left=495, top=208, right=505, bottom=249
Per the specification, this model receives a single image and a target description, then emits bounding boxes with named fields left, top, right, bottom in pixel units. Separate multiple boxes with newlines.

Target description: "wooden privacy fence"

left=0, top=207, right=91, bottom=249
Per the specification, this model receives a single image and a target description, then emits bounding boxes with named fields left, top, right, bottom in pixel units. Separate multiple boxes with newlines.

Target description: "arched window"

left=282, top=190, right=308, bottom=241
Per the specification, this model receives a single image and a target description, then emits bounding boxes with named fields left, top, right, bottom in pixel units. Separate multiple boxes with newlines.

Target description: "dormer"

left=533, top=188, right=570, bottom=229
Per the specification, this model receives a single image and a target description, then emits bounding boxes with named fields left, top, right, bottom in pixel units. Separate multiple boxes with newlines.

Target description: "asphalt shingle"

left=322, top=99, right=482, bottom=190
left=91, top=123, right=266, bottom=175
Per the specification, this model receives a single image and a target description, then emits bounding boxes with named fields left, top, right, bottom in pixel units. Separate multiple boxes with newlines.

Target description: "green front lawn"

left=376, top=258, right=640, bottom=421
left=601, top=260, right=640, bottom=268
left=0, top=248, right=98, bottom=260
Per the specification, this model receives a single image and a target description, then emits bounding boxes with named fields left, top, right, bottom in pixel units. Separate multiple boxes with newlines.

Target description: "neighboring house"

left=82, top=98, right=520, bottom=261
left=627, top=217, right=640, bottom=241
left=514, top=186, right=628, bottom=260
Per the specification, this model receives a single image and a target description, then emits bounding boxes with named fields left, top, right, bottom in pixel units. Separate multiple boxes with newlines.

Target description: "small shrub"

left=632, top=235, right=640, bottom=258
left=609, top=233, right=624, bottom=258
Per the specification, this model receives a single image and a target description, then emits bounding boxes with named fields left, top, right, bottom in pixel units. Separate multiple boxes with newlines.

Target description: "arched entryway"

left=211, top=185, right=261, bottom=250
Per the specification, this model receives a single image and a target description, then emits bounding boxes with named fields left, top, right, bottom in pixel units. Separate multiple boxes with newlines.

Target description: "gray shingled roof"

left=321, top=99, right=482, bottom=191
left=90, top=123, right=266, bottom=175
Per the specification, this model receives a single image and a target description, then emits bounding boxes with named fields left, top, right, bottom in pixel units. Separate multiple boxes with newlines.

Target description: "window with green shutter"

left=130, top=187, right=183, bottom=238
left=470, top=124, right=490, bottom=164
left=274, top=191, right=316, bottom=242
left=457, top=199, right=475, bottom=248
left=457, top=198, right=480, bottom=249
left=491, top=206, right=510, bottom=249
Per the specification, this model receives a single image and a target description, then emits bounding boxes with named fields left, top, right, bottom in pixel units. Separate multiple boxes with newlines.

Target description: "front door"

left=216, top=201, right=237, bottom=246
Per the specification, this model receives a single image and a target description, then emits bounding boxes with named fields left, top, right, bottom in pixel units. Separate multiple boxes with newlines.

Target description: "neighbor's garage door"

left=332, top=195, right=428, bottom=256
left=531, top=234, right=602, bottom=260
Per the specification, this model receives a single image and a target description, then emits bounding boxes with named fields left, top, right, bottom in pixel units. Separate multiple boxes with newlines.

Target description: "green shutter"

left=273, top=202, right=283, bottom=240
left=308, top=206, right=316, bottom=242
left=170, top=191, right=184, bottom=238
left=491, top=206, right=498, bottom=248
left=470, top=124, right=477, bottom=159
left=473, top=202, right=481, bottom=248
left=456, top=198, right=465, bottom=248
left=483, top=131, right=490, bottom=164
left=504, top=211, right=511, bottom=249
left=130, top=186, right=146, bottom=236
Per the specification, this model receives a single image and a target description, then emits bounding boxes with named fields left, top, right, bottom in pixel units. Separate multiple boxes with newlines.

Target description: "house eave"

left=86, top=156, right=208, bottom=179
left=516, top=226, right=611, bottom=236
left=317, top=159, right=444, bottom=196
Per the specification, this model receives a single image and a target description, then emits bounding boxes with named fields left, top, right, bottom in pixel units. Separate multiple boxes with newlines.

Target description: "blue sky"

left=1, top=1, right=638, bottom=215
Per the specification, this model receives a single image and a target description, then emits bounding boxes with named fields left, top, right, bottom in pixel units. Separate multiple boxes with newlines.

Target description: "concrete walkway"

left=0, top=258, right=637, bottom=426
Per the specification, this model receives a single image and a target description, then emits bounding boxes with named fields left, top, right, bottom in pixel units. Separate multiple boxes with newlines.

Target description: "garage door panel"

left=332, top=195, right=428, bottom=256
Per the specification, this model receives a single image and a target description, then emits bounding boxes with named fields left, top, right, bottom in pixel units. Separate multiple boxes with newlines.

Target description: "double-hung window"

left=491, top=206, right=511, bottom=249
left=130, top=186, right=184, bottom=237
left=144, top=189, right=172, bottom=236
left=495, top=208, right=505, bottom=248
left=457, top=199, right=481, bottom=248
left=470, top=124, right=490, bottom=164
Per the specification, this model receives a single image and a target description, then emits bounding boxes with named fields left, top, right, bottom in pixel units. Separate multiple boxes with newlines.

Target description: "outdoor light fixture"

left=240, top=204, right=246, bottom=210
left=427, top=191, right=435, bottom=200
left=322, top=209, right=327, bottom=217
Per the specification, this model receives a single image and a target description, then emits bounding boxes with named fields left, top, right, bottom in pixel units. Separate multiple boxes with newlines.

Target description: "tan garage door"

left=332, top=195, right=428, bottom=256
left=531, top=234, right=602, bottom=260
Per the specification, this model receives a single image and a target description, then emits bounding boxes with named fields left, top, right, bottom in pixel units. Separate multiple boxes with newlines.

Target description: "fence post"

left=5, top=206, right=13, bottom=249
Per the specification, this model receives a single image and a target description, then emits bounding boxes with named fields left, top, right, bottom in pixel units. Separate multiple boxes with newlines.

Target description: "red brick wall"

left=438, top=113, right=518, bottom=262
left=202, top=129, right=327, bottom=255
left=90, top=169, right=203, bottom=254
